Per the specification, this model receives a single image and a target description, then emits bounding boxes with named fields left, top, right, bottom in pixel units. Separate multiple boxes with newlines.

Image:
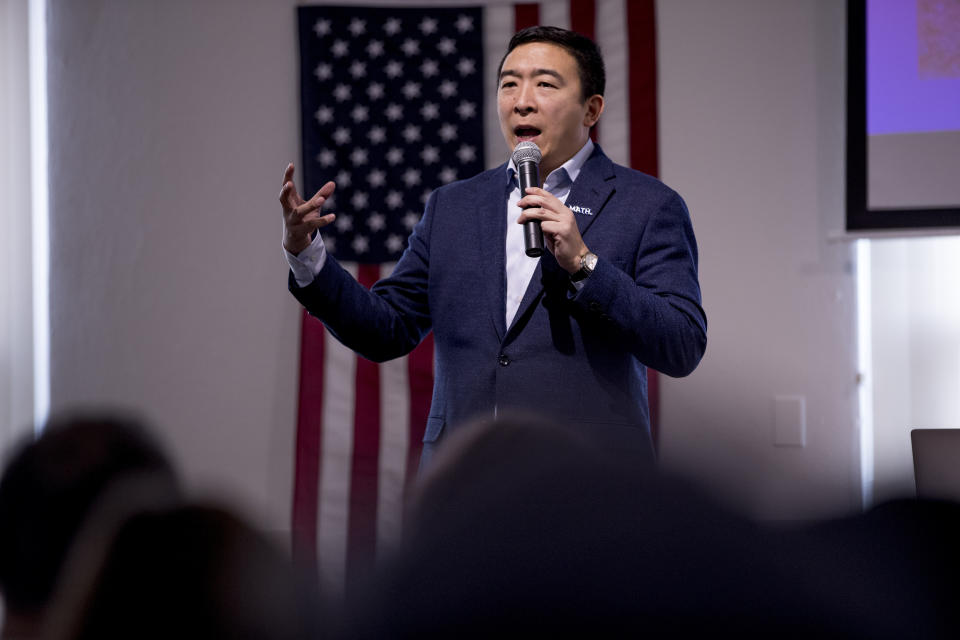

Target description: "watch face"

left=584, top=252, right=598, bottom=272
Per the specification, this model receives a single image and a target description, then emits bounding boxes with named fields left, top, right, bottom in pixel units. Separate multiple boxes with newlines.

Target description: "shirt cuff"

left=284, top=232, right=327, bottom=288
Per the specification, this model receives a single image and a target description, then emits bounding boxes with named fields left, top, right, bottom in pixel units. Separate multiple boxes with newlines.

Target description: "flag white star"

left=420, top=146, right=439, bottom=164
left=384, top=17, right=401, bottom=36
left=332, top=127, right=351, bottom=145
left=400, top=39, right=420, bottom=57
left=351, top=104, right=369, bottom=123
left=351, top=191, right=369, bottom=209
left=366, top=40, right=384, bottom=58
left=335, top=214, right=353, bottom=232
left=369, top=169, right=386, bottom=188
left=439, top=123, right=458, bottom=142
left=402, top=167, right=421, bottom=187
left=385, top=60, right=403, bottom=79
left=317, top=149, right=336, bottom=167
left=385, top=103, right=403, bottom=121
left=457, top=144, right=477, bottom=164
left=386, top=148, right=404, bottom=165
left=315, top=63, right=333, bottom=81
left=456, top=100, right=477, bottom=119
left=386, top=190, right=404, bottom=209
left=331, top=40, right=349, bottom=58
left=386, top=234, right=404, bottom=254
left=335, top=170, right=351, bottom=188
left=367, top=126, right=386, bottom=144
left=419, top=17, right=438, bottom=35
left=420, top=188, right=433, bottom=203
left=314, top=19, right=331, bottom=37
left=402, top=124, right=421, bottom=143
left=315, top=105, right=334, bottom=124
left=367, top=82, right=385, bottom=101
left=351, top=235, right=369, bottom=254
left=349, top=60, right=366, bottom=78
left=439, top=166, right=457, bottom=183
left=437, top=38, right=456, bottom=56
left=367, top=212, right=386, bottom=231
left=455, top=14, right=474, bottom=33
left=403, top=211, right=420, bottom=229
left=350, top=148, right=368, bottom=165
left=323, top=236, right=336, bottom=253
left=348, top=18, right=366, bottom=37
left=456, top=58, right=475, bottom=76
left=420, top=59, right=439, bottom=77
left=323, top=194, right=336, bottom=210
left=420, top=102, right=439, bottom=120
left=438, top=80, right=457, bottom=98
left=402, top=82, right=421, bottom=100
left=333, top=84, right=351, bottom=102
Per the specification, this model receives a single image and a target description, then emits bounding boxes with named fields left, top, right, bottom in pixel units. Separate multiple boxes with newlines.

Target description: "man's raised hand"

left=279, top=162, right=336, bottom=255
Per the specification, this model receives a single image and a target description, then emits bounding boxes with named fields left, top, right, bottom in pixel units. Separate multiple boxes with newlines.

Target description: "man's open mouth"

left=514, top=126, right=541, bottom=141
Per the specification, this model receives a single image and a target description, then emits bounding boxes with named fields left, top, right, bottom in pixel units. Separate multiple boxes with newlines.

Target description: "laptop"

left=911, top=429, right=960, bottom=501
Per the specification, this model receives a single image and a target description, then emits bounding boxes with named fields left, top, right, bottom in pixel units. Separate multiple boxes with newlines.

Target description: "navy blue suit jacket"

left=290, top=146, right=706, bottom=464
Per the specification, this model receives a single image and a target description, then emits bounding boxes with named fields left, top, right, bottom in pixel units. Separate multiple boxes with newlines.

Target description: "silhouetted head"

left=44, top=503, right=321, bottom=640
left=0, top=411, right=178, bottom=622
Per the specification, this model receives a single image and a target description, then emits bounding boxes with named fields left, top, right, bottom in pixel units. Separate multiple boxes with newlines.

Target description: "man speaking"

left=279, top=26, right=707, bottom=468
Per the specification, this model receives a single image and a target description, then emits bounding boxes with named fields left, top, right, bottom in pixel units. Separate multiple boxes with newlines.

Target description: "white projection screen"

left=847, top=0, right=960, bottom=231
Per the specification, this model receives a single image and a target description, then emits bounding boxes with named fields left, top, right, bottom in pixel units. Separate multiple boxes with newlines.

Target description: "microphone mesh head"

left=512, top=141, right=542, bottom=165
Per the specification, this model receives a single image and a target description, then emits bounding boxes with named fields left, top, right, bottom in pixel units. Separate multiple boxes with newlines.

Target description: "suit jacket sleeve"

left=569, top=188, right=706, bottom=378
left=287, top=191, right=437, bottom=363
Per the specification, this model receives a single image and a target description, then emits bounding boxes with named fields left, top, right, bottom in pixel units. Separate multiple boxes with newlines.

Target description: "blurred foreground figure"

left=0, top=413, right=179, bottom=640
left=340, top=416, right=960, bottom=639
left=42, top=503, right=322, bottom=640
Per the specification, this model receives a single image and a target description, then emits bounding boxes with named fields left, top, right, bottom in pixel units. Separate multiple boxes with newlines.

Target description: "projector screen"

left=847, top=0, right=960, bottom=231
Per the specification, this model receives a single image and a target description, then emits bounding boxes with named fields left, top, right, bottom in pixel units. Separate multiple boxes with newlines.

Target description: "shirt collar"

left=506, top=138, right=595, bottom=188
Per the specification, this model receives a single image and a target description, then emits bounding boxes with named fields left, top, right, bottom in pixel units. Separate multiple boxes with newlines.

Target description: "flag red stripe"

left=406, top=332, right=434, bottom=487
left=291, top=310, right=325, bottom=567
left=627, top=0, right=658, bottom=178
left=626, top=0, right=660, bottom=446
left=570, top=0, right=598, bottom=141
left=570, top=0, right=596, bottom=40
left=346, top=264, right=382, bottom=580
left=514, top=4, right=539, bottom=30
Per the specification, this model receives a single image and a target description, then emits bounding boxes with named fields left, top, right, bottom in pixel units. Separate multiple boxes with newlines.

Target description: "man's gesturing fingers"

left=279, top=163, right=304, bottom=213
left=290, top=181, right=336, bottom=225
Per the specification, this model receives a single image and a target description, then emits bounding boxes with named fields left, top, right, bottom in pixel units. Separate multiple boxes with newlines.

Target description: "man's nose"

left=514, top=82, right=536, bottom=114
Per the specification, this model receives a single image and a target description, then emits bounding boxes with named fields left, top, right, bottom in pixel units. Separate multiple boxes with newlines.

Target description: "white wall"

left=869, top=236, right=960, bottom=504
left=44, top=0, right=861, bottom=537
left=1, top=0, right=36, bottom=451
left=657, top=0, right=861, bottom=520
left=46, top=0, right=305, bottom=535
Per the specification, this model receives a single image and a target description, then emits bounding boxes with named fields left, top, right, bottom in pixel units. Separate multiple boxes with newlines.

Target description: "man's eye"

left=501, top=81, right=516, bottom=89
left=539, top=82, right=555, bottom=88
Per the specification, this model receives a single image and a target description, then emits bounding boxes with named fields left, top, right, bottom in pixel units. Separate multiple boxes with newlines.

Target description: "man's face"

left=497, top=42, right=602, bottom=176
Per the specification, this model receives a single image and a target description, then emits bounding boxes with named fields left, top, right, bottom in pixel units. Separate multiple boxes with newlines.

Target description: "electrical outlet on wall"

left=774, top=395, right=806, bottom=447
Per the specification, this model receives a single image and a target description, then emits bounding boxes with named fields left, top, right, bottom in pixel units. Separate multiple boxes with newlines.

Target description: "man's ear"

left=583, top=94, right=604, bottom=128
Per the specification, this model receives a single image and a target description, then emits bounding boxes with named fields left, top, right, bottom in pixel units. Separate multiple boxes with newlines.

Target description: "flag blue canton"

left=298, top=6, right=485, bottom=263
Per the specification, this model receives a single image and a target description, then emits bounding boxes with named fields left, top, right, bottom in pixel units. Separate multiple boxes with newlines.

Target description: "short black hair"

left=497, top=26, right=606, bottom=102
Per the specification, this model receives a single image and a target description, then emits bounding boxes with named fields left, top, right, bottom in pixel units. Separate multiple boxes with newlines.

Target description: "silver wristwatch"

left=571, top=252, right=598, bottom=282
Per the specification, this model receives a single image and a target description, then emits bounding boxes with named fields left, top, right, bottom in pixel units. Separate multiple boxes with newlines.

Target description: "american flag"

left=291, top=0, right=659, bottom=594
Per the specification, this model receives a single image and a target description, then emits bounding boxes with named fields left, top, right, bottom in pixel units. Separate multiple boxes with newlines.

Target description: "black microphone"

left=512, top=141, right=543, bottom=257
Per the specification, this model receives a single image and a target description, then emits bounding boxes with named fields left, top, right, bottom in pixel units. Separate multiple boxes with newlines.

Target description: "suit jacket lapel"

left=479, top=166, right=510, bottom=341
left=565, top=145, right=616, bottom=240
left=504, top=146, right=617, bottom=343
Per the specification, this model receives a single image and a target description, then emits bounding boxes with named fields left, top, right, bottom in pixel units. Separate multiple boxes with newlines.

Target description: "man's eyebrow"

left=499, top=68, right=565, bottom=82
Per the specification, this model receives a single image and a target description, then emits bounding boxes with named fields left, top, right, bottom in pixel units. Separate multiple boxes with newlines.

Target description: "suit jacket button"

left=589, top=302, right=601, bottom=311
left=498, top=354, right=510, bottom=366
